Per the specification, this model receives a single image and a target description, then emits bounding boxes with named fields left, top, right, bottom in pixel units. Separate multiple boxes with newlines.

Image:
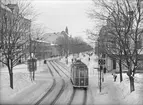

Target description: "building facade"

left=98, top=1, right=143, bottom=72
left=0, top=2, right=31, bottom=67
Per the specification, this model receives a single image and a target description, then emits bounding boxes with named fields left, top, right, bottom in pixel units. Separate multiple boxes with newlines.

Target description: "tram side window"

left=75, top=67, right=79, bottom=78
left=85, top=70, right=88, bottom=77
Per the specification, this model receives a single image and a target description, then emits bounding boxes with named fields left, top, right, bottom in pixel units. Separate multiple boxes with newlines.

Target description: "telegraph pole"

left=29, top=33, right=32, bottom=81
left=97, top=39, right=102, bottom=92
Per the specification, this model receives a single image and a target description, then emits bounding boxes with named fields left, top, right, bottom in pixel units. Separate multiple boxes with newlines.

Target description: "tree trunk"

left=129, top=76, right=135, bottom=92
left=119, top=59, right=123, bottom=82
left=9, top=72, right=14, bottom=89
left=30, top=72, right=33, bottom=81
left=33, top=71, right=35, bottom=81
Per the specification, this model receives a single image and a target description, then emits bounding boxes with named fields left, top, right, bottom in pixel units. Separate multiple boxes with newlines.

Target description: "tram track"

left=34, top=61, right=56, bottom=105
left=83, top=89, right=87, bottom=105
left=67, top=88, right=87, bottom=105
left=35, top=60, right=87, bottom=105
left=51, top=61, right=70, bottom=78
left=54, top=60, right=88, bottom=105
left=48, top=61, right=67, bottom=105
left=35, top=60, right=65, bottom=105
left=67, top=89, right=76, bottom=105
left=55, top=61, right=70, bottom=72
left=50, top=61, right=84, bottom=105
left=49, top=61, right=62, bottom=77
left=50, top=79, right=66, bottom=105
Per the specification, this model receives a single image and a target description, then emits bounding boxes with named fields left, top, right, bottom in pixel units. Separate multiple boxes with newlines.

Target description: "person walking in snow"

left=88, top=57, right=90, bottom=61
left=112, top=70, right=117, bottom=82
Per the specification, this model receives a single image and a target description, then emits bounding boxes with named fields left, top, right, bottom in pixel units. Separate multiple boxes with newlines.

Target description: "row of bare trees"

left=88, top=0, right=143, bottom=92
left=0, top=0, right=45, bottom=89
left=55, top=35, right=93, bottom=56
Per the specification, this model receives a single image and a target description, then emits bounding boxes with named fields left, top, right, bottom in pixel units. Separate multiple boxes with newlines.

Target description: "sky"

left=32, top=0, right=95, bottom=41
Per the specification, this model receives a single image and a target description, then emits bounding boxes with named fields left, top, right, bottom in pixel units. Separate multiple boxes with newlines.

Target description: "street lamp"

left=96, top=39, right=102, bottom=92
left=61, top=30, right=69, bottom=64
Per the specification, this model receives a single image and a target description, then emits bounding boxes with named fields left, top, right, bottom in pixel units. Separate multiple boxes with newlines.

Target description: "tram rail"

left=34, top=61, right=56, bottom=105
left=51, top=61, right=70, bottom=78
left=34, top=60, right=87, bottom=105
left=55, top=61, right=70, bottom=72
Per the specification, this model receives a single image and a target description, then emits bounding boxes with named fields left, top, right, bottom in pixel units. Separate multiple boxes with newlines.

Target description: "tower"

left=65, top=26, right=68, bottom=35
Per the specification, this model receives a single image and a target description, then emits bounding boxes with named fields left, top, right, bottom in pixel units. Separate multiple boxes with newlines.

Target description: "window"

left=136, top=40, right=142, bottom=49
left=80, top=70, right=84, bottom=77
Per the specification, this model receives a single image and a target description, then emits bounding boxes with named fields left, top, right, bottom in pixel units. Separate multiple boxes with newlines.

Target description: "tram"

left=70, top=60, right=88, bottom=89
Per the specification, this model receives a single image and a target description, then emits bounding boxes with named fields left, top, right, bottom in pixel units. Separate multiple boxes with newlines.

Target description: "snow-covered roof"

left=0, top=2, right=12, bottom=12
left=42, top=32, right=64, bottom=43
left=51, top=43, right=57, bottom=46
left=33, top=39, right=50, bottom=44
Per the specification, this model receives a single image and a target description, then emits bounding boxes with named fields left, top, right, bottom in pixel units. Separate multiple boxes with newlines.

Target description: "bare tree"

left=30, top=23, right=46, bottom=56
left=56, top=35, right=92, bottom=55
left=0, top=0, right=32, bottom=89
left=55, top=36, right=65, bottom=56
left=89, top=0, right=143, bottom=92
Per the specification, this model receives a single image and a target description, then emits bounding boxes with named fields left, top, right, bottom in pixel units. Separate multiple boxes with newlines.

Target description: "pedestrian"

left=66, top=57, right=68, bottom=64
left=103, top=67, right=106, bottom=73
left=88, top=57, right=90, bottom=61
left=111, top=69, right=117, bottom=82
left=44, top=60, right=46, bottom=64
left=112, top=73, right=117, bottom=82
left=71, top=58, right=73, bottom=63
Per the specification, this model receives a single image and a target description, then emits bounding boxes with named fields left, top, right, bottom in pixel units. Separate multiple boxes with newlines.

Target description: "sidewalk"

left=83, top=54, right=143, bottom=105
left=0, top=59, right=53, bottom=104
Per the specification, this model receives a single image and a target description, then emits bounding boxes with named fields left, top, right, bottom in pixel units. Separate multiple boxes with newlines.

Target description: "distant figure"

left=18, top=59, right=21, bottom=64
left=112, top=73, right=117, bottom=82
left=88, top=57, right=90, bottom=61
left=44, top=60, right=47, bottom=64
left=71, top=58, right=73, bottom=63
left=112, top=69, right=117, bottom=82
left=65, top=57, right=68, bottom=64
left=103, top=67, right=106, bottom=73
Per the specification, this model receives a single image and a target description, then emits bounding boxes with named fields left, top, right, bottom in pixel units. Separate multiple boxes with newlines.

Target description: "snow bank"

left=0, top=72, right=33, bottom=102
left=114, top=73, right=143, bottom=104
left=61, top=54, right=143, bottom=104
left=0, top=60, right=46, bottom=103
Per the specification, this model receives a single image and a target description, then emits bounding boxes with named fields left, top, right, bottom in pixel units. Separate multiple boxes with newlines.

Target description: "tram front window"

left=75, top=68, right=79, bottom=77
left=80, top=70, right=84, bottom=77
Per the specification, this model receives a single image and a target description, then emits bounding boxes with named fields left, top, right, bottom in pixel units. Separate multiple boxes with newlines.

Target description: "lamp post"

left=96, top=39, right=102, bottom=92
left=61, top=30, right=69, bottom=64
left=28, top=29, right=32, bottom=81
left=29, top=34, right=32, bottom=59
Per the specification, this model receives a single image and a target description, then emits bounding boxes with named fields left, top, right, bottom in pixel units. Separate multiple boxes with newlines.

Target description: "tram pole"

left=100, top=66, right=102, bottom=92
left=97, top=39, right=102, bottom=92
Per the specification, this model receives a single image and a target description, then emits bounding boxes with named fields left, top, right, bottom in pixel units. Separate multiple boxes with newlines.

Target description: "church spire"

left=65, top=26, right=68, bottom=34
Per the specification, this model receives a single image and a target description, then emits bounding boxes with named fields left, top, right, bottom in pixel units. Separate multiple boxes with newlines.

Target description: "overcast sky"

left=32, top=0, right=94, bottom=41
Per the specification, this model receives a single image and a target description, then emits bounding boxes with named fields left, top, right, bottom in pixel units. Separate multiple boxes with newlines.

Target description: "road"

left=1, top=56, right=132, bottom=105
left=35, top=60, right=90, bottom=105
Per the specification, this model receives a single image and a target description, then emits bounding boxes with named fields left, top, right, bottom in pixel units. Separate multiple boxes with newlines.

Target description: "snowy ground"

left=61, top=53, right=143, bottom=105
left=0, top=54, right=143, bottom=104
left=0, top=59, right=53, bottom=104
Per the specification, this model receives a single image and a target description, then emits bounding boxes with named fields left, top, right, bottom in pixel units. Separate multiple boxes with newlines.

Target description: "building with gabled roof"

left=42, top=32, right=64, bottom=44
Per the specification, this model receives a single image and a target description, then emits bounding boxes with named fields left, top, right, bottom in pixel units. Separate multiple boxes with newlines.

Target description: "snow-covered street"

left=0, top=55, right=143, bottom=105
left=1, top=0, right=143, bottom=104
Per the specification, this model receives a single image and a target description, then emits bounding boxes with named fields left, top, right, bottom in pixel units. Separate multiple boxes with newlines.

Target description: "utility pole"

left=65, top=27, right=69, bottom=64
left=97, top=39, right=102, bottom=92
left=29, top=33, right=32, bottom=81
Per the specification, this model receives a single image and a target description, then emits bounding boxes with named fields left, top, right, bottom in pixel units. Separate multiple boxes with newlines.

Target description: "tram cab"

left=70, top=59, right=88, bottom=89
